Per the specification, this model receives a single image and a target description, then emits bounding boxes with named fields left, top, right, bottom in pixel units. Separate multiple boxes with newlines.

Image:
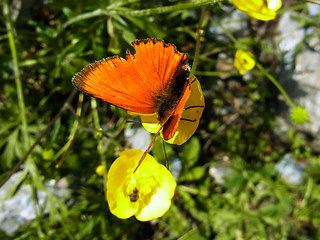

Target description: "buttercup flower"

left=290, top=106, right=309, bottom=124
left=96, top=165, right=106, bottom=176
left=233, top=0, right=282, bottom=21
left=234, top=49, right=256, bottom=75
left=131, top=76, right=205, bottom=145
left=106, top=149, right=176, bottom=221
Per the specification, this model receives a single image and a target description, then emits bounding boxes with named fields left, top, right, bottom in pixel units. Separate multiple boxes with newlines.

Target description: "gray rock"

left=208, top=6, right=248, bottom=42
left=274, top=10, right=320, bottom=150
left=275, top=154, right=306, bottom=184
left=171, top=157, right=182, bottom=181
left=0, top=172, right=71, bottom=236
left=307, top=3, right=320, bottom=16
left=275, top=11, right=304, bottom=64
left=124, top=126, right=151, bottom=151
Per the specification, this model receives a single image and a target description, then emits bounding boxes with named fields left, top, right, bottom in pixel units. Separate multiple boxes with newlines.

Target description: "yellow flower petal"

left=232, top=0, right=282, bottom=21
left=106, top=150, right=138, bottom=219
left=138, top=76, right=204, bottom=145
left=234, top=49, right=256, bottom=75
left=139, top=113, right=160, bottom=134
left=135, top=153, right=176, bottom=221
left=106, top=149, right=176, bottom=221
left=136, top=189, right=172, bottom=221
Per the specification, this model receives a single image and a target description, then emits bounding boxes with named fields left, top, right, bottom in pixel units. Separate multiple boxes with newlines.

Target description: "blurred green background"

left=1, top=0, right=320, bottom=239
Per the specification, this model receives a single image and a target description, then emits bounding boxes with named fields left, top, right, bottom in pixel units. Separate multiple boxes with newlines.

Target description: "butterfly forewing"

left=72, top=57, right=156, bottom=113
left=130, top=39, right=188, bottom=95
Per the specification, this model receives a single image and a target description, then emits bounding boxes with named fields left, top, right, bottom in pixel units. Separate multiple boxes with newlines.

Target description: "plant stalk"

left=90, top=98, right=108, bottom=187
left=190, top=8, right=207, bottom=76
left=3, top=1, right=29, bottom=148
left=60, top=0, right=221, bottom=31
left=256, top=63, right=295, bottom=109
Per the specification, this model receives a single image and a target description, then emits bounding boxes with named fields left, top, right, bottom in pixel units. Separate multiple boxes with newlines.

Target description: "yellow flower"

left=96, top=165, right=106, bottom=176
left=233, top=0, right=282, bottom=21
left=131, top=76, right=205, bottom=145
left=106, top=149, right=176, bottom=221
left=234, top=49, right=256, bottom=75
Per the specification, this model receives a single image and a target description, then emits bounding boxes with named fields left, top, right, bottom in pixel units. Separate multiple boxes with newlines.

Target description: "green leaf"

left=152, top=136, right=174, bottom=164
left=42, top=148, right=55, bottom=160
left=182, top=137, right=201, bottom=169
left=122, top=30, right=136, bottom=46
left=125, top=16, right=166, bottom=39
left=2, top=128, right=19, bottom=168
left=180, top=166, right=205, bottom=181
left=62, top=7, right=76, bottom=18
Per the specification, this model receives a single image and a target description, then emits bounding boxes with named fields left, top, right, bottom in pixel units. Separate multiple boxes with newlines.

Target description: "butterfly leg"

left=133, top=121, right=166, bottom=173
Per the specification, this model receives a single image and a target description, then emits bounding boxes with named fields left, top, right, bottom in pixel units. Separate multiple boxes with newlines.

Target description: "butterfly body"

left=72, top=39, right=191, bottom=140
left=155, top=64, right=190, bottom=122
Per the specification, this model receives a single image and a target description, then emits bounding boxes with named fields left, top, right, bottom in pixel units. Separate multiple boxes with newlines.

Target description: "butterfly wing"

left=163, top=76, right=204, bottom=144
left=72, top=39, right=188, bottom=114
left=162, top=82, right=191, bottom=140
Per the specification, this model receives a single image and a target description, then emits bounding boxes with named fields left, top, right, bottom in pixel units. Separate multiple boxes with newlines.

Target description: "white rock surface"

left=0, top=172, right=71, bottom=236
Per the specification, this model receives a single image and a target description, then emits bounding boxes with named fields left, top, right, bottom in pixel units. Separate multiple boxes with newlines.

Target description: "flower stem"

left=90, top=99, right=106, bottom=158
left=220, top=23, right=296, bottom=109
left=60, top=0, right=222, bottom=32
left=90, top=98, right=108, bottom=185
left=190, top=8, right=207, bottom=76
left=55, top=93, right=83, bottom=166
left=3, top=1, right=29, bottom=148
left=300, top=177, right=313, bottom=208
left=256, top=63, right=295, bottom=109
left=218, top=21, right=238, bottom=44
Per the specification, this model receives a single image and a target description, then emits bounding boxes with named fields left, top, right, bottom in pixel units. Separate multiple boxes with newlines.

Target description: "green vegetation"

left=1, top=0, right=319, bottom=239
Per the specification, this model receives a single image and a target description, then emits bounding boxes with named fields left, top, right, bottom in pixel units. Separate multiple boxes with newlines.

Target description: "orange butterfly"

left=72, top=39, right=203, bottom=170
left=73, top=38, right=192, bottom=141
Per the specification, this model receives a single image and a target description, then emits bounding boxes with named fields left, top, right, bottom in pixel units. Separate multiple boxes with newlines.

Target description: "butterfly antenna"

left=133, top=122, right=166, bottom=173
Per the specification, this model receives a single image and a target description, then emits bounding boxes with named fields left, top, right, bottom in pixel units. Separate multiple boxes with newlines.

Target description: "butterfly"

left=72, top=38, right=193, bottom=141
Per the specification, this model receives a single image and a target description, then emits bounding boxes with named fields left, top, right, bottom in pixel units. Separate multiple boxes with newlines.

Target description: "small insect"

left=129, top=188, right=139, bottom=202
